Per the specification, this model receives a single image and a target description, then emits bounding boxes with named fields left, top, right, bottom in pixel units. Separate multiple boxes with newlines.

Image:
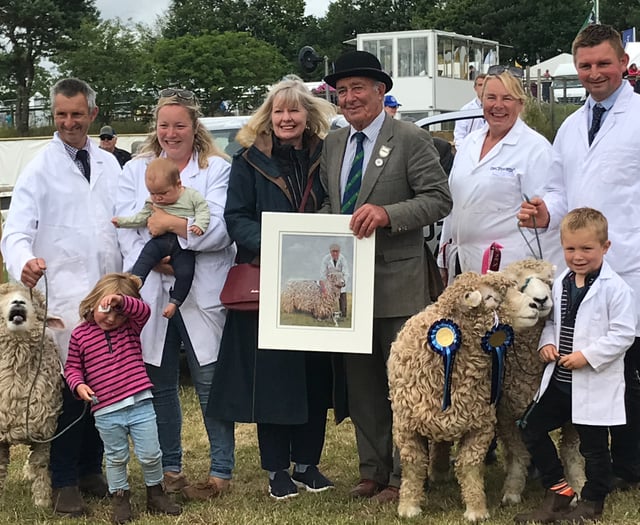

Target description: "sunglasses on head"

left=487, top=65, right=524, bottom=78
left=159, top=88, right=195, bottom=100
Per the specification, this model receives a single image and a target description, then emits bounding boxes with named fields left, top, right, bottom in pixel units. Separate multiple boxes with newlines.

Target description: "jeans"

left=50, top=383, right=104, bottom=489
left=94, top=399, right=163, bottom=492
left=145, top=312, right=235, bottom=479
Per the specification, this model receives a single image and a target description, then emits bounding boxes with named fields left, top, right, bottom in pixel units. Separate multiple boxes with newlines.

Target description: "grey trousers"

left=343, top=316, right=407, bottom=488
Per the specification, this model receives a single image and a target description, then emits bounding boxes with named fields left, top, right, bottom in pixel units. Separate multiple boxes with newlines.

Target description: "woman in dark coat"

left=207, top=78, right=345, bottom=500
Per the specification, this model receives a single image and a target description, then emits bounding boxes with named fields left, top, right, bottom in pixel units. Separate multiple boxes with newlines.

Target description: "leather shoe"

left=371, top=485, right=399, bottom=504
left=79, top=473, right=109, bottom=498
left=52, top=486, right=88, bottom=516
left=349, top=479, right=382, bottom=498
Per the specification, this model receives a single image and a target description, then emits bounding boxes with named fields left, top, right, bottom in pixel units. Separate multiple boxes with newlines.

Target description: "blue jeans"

left=94, top=399, right=163, bottom=492
left=145, top=312, right=235, bottom=479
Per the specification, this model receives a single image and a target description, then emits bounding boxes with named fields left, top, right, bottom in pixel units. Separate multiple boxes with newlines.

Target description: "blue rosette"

left=428, top=319, right=462, bottom=411
left=481, top=323, right=514, bottom=405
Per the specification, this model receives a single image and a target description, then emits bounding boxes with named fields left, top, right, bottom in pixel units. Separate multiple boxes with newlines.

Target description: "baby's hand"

left=100, top=294, right=123, bottom=312
left=539, top=344, right=559, bottom=363
left=111, top=218, right=120, bottom=228
left=189, top=225, right=204, bottom=236
left=76, top=384, right=95, bottom=403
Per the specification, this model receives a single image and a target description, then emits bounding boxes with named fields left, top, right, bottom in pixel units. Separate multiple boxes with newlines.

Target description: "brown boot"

left=181, top=479, right=220, bottom=501
left=163, top=471, right=189, bottom=494
left=52, top=486, right=88, bottom=516
left=111, top=489, right=132, bottom=524
left=514, top=490, right=575, bottom=523
left=146, top=484, right=181, bottom=516
left=561, top=499, right=604, bottom=524
left=79, top=473, right=109, bottom=498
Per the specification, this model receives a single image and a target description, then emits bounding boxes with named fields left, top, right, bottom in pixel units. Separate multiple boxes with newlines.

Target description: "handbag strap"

left=298, top=173, right=315, bottom=212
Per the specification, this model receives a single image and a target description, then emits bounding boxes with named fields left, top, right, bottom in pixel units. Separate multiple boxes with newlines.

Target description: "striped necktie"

left=341, top=132, right=365, bottom=214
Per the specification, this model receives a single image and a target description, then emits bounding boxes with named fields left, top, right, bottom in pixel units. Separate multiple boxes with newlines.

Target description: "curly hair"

left=137, top=93, right=227, bottom=168
left=236, top=78, right=336, bottom=148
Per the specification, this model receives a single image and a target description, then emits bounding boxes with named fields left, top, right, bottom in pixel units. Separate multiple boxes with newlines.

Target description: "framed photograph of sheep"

left=258, top=212, right=375, bottom=354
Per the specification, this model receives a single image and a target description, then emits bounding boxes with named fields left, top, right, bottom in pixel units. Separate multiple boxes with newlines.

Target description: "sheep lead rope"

left=26, top=270, right=89, bottom=443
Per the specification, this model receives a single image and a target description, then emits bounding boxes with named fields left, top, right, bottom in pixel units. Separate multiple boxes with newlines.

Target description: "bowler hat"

left=325, top=51, right=393, bottom=92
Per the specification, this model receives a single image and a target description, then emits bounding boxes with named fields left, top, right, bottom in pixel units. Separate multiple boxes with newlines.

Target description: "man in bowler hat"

left=320, top=50, right=452, bottom=502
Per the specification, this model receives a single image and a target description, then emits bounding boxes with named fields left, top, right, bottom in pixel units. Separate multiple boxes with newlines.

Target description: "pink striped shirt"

left=65, top=295, right=153, bottom=413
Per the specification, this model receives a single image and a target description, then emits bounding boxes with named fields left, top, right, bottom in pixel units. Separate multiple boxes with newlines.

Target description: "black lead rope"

left=26, top=270, right=89, bottom=444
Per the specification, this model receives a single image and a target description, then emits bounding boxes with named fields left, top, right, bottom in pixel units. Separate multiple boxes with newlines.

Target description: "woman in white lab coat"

left=438, top=71, right=562, bottom=283
left=115, top=89, right=236, bottom=497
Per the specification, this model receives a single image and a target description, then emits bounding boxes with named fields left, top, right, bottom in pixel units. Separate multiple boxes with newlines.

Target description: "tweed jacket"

left=320, top=114, right=452, bottom=318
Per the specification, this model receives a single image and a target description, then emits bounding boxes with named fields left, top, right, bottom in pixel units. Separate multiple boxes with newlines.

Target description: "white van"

left=552, top=63, right=586, bottom=104
left=200, top=116, right=250, bottom=156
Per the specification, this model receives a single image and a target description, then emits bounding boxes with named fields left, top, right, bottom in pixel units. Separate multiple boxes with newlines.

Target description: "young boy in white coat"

left=515, top=207, right=636, bottom=524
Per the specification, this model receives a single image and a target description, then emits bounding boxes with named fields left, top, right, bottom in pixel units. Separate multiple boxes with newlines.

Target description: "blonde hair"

left=560, top=207, right=609, bottom=245
left=146, top=157, right=180, bottom=186
left=236, top=78, right=336, bottom=148
left=138, top=94, right=227, bottom=168
left=482, top=72, right=527, bottom=105
left=79, top=273, right=143, bottom=322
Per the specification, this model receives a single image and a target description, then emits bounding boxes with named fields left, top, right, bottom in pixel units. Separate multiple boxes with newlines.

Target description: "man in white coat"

left=453, top=73, right=486, bottom=149
left=1, top=78, right=122, bottom=516
left=519, top=24, right=640, bottom=491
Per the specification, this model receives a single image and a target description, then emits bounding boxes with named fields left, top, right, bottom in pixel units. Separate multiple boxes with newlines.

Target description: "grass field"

left=1, top=384, right=639, bottom=524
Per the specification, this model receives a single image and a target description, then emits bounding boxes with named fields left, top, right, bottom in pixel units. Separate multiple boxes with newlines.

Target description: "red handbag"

left=220, top=172, right=314, bottom=311
left=220, top=263, right=260, bottom=311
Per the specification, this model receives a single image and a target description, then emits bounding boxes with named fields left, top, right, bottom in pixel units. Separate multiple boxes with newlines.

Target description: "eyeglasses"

left=487, top=65, right=524, bottom=78
left=99, top=135, right=114, bottom=141
left=159, top=88, right=195, bottom=100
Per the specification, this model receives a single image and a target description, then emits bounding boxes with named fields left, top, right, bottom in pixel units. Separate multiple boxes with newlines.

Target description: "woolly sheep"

left=281, top=270, right=345, bottom=321
left=0, top=283, right=63, bottom=508
left=499, top=259, right=584, bottom=504
left=388, top=271, right=540, bottom=522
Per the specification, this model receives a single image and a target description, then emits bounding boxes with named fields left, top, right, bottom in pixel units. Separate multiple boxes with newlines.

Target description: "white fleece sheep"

left=499, top=259, right=584, bottom=504
left=281, top=270, right=345, bottom=321
left=388, top=271, right=540, bottom=522
left=0, top=283, right=63, bottom=508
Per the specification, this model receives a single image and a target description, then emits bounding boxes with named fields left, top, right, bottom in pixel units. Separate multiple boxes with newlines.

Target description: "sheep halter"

left=427, top=319, right=462, bottom=411
left=481, top=315, right=514, bottom=405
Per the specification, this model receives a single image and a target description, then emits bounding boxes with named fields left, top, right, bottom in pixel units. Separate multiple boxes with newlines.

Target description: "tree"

left=0, top=0, right=99, bottom=134
left=163, top=0, right=309, bottom=65
left=54, top=20, right=147, bottom=124
left=147, top=32, right=289, bottom=115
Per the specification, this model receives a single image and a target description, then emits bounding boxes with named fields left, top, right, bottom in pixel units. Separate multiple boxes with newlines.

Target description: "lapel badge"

left=375, top=158, right=383, bottom=167
left=379, top=145, right=391, bottom=158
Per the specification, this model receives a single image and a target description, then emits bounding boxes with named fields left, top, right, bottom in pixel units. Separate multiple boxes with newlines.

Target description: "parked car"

left=200, top=116, right=251, bottom=156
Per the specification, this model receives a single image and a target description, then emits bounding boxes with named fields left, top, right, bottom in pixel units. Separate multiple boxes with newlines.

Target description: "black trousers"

left=520, top=382, right=612, bottom=502
left=257, top=353, right=331, bottom=472
left=50, top=383, right=104, bottom=488
left=131, top=232, right=196, bottom=306
left=610, top=337, right=640, bottom=482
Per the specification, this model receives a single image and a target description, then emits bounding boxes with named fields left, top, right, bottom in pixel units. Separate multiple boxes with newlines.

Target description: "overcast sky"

left=95, top=0, right=332, bottom=25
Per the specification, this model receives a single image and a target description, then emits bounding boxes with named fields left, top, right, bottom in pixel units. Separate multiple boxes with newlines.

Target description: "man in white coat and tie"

left=519, top=23, right=640, bottom=496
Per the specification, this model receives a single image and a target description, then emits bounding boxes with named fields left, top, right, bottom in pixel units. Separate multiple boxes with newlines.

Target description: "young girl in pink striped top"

left=65, top=273, right=180, bottom=524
